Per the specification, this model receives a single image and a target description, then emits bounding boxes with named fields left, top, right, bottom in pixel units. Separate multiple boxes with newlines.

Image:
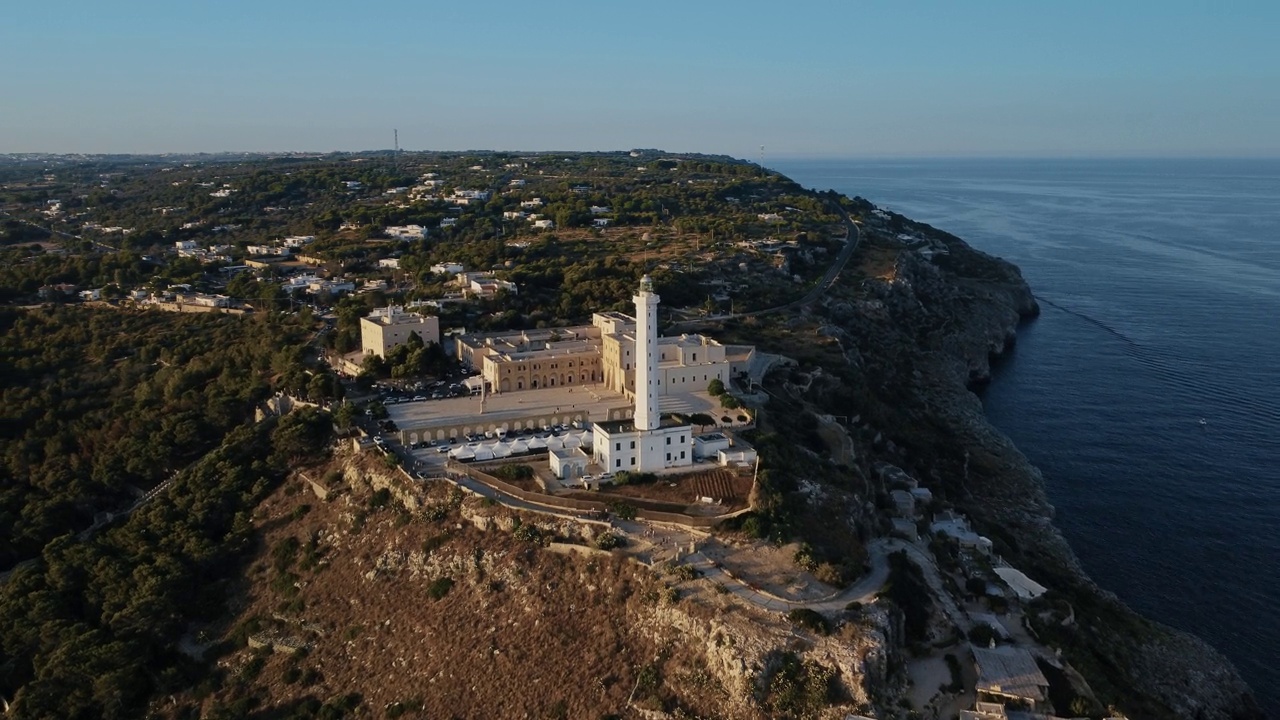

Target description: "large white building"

left=591, top=277, right=694, bottom=473
left=360, top=306, right=441, bottom=358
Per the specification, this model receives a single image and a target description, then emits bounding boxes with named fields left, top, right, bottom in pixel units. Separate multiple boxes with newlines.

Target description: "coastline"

left=876, top=228, right=1265, bottom=719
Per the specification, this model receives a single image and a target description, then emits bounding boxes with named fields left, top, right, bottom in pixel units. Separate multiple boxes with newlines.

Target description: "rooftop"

left=971, top=645, right=1048, bottom=703
left=593, top=416, right=688, bottom=435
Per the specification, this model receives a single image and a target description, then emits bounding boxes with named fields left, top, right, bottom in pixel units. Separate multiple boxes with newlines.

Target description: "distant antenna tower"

left=759, top=145, right=765, bottom=167
left=394, top=129, right=399, bottom=154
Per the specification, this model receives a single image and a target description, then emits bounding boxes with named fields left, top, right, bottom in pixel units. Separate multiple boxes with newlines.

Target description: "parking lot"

left=385, top=383, right=628, bottom=435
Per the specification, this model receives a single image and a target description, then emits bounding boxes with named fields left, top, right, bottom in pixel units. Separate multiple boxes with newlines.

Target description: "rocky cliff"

left=818, top=222, right=1263, bottom=719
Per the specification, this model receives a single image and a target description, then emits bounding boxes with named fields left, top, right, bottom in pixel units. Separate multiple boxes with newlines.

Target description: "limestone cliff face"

left=823, top=232, right=1263, bottom=719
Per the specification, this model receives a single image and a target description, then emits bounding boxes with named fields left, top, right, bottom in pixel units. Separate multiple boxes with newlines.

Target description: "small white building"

left=693, top=433, right=731, bottom=459
left=431, top=262, right=465, bottom=276
left=549, top=448, right=589, bottom=481
left=175, top=240, right=197, bottom=251
left=283, top=235, right=315, bottom=248
left=246, top=244, right=291, bottom=256
left=593, top=218, right=611, bottom=228
left=384, top=225, right=427, bottom=241
left=378, top=258, right=401, bottom=269
left=440, top=218, right=457, bottom=228
left=532, top=219, right=555, bottom=229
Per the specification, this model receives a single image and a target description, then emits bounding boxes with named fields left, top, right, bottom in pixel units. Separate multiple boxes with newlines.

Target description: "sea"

left=772, top=158, right=1280, bottom=716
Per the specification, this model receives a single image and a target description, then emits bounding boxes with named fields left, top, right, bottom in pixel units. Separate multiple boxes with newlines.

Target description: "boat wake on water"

left=1033, top=294, right=1280, bottom=426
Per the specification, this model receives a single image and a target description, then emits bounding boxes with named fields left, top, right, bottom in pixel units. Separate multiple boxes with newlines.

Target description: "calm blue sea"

left=773, top=158, right=1280, bottom=715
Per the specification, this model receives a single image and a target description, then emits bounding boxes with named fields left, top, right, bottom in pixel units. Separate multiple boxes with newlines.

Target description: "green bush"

left=494, top=464, right=534, bottom=482
left=426, top=577, right=454, bottom=600
left=787, top=608, right=831, bottom=635
left=594, top=532, right=624, bottom=550
left=760, top=652, right=836, bottom=718
left=513, top=522, right=544, bottom=544
left=608, top=501, right=638, bottom=521
left=369, top=487, right=392, bottom=508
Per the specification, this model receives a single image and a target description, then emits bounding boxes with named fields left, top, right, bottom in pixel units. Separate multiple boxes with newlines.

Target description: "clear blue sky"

left=3, top=0, right=1277, bottom=157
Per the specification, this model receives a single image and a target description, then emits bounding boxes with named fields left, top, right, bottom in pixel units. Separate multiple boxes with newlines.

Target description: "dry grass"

left=160, top=466, right=683, bottom=719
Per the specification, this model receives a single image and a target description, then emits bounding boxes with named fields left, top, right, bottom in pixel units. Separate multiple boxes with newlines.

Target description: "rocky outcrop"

left=823, top=230, right=1263, bottom=719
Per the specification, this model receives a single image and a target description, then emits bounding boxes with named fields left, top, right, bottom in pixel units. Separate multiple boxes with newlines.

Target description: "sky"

left=2, top=0, right=1278, bottom=157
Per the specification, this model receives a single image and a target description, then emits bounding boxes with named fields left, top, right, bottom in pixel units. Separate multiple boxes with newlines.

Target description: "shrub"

left=608, top=501, right=638, bottom=521
left=369, top=488, right=392, bottom=508
left=787, top=608, right=831, bottom=635
left=426, top=577, right=454, bottom=600
left=943, top=653, right=963, bottom=693
left=494, top=464, right=534, bottom=482
left=513, top=522, right=544, bottom=544
left=594, top=532, right=624, bottom=550
left=707, top=378, right=726, bottom=396
left=719, top=394, right=741, bottom=409
left=760, top=652, right=836, bottom=717
left=968, top=624, right=999, bottom=648
left=793, top=543, right=819, bottom=572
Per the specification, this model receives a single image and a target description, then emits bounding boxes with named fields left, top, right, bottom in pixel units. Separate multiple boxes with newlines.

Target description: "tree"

left=707, top=378, right=725, bottom=396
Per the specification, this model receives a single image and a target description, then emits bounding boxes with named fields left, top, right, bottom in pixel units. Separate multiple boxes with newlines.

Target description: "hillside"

left=0, top=151, right=1263, bottom=719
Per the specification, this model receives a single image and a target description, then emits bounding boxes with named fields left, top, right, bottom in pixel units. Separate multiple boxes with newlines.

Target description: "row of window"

left=611, top=450, right=687, bottom=468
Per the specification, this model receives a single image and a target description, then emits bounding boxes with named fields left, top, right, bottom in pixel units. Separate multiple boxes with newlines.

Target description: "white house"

left=246, top=245, right=291, bottom=256
left=431, top=262, right=465, bottom=276
left=590, top=205, right=611, bottom=215
left=440, top=218, right=457, bottom=228
left=283, top=235, right=315, bottom=248
left=384, top=225, right=427, bottom=241
left=532, top=219, right=555, bottom=230
left=520, top=198, right=544, bottom=209
left=378, top=258, right=401, bottom=269
left=593, top=218, right=611, bottom=228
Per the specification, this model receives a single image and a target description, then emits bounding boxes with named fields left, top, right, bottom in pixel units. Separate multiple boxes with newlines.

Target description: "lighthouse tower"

left=633, top=275, right=661, bottom=431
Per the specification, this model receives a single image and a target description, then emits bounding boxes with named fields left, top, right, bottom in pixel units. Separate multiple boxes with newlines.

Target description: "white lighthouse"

left=590, top=275, right=694, bottom=474
left=633, top=274, right=661, bottom=432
